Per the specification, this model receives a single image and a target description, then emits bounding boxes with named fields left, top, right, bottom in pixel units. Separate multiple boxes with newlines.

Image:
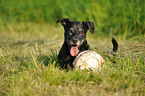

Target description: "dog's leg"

left=58, top=42, right=74, bottom=69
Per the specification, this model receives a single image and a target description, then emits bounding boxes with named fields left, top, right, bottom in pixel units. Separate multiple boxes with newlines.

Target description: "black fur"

left=57, top=18, right=118, bottom=69
left=57, top=18, right=94, bottom=69
left=112, top=37, right=118, bottom=52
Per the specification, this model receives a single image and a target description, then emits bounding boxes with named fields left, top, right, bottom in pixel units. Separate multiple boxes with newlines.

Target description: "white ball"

left=73, top=50, right=105, bottom=71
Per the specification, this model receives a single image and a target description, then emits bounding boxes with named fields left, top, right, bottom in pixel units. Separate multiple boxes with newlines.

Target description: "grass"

left=0, top=0, right=145, bottom=36
left=0, top=0, right=145, bottom=95
left=0, top=23, right=144, bottom=96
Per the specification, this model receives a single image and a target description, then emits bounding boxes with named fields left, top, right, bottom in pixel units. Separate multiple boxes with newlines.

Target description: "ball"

left=73, top=50, right=105, bottom=71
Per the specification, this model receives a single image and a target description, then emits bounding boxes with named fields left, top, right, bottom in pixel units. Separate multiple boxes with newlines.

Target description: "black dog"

left=56, top=18, right=118, bottom=69
left=56, top=18, right=94, bottom=68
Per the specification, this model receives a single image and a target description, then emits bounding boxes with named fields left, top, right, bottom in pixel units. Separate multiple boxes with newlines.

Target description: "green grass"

left=0, top=0, right=145, bottom=95
left=0, top=23, right=144, bottom=96
left=0, top=0, right=145, bottom=37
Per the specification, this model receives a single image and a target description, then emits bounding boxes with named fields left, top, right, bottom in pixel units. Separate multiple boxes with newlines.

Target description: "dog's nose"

left=71, top=39, right=78, bottom=44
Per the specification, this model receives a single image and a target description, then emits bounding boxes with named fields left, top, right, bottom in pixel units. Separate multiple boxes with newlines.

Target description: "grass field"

left=0, top=0, right=145, bottom=96
left=0, top=23, right=144, bottom=96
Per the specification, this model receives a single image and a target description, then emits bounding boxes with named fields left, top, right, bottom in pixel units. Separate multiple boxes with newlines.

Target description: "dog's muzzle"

left=69, top=38, right=80, bottom=56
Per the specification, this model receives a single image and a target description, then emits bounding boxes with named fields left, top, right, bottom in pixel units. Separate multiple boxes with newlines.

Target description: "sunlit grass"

left=0, top=0, right=144, bottom=95
left=0, top=22, right=144, bottom=96
left=0, top=0, right=145, bottom=36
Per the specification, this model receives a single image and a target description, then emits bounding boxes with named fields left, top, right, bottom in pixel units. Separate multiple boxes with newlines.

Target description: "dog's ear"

left=82, top=21, right=95, bottom=34
left=56, top=18, right=71, bottom=27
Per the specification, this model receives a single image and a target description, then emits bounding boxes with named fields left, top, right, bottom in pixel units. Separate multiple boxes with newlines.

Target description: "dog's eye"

left=79, top=30, right=83, bottom=33
left=68, top=30, right=72, bottom=36
left=68, top=30, right=70, bottom=32
left=68, top=29, right=72, bottom=33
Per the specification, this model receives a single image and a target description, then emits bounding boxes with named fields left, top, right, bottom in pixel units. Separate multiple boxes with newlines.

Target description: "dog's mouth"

left=70, top=45, right=79, bottom=56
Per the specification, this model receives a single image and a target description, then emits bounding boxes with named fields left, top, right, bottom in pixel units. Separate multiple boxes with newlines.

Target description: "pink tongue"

left=70, top=46, right=79, bottom=56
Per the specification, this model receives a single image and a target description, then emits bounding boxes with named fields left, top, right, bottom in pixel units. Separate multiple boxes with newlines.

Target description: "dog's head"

left=57, top=18, right=95, bottom=56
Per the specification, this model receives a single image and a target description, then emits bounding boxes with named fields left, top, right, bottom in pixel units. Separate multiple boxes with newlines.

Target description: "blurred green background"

left=0, top=0, right=144, bottom=37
